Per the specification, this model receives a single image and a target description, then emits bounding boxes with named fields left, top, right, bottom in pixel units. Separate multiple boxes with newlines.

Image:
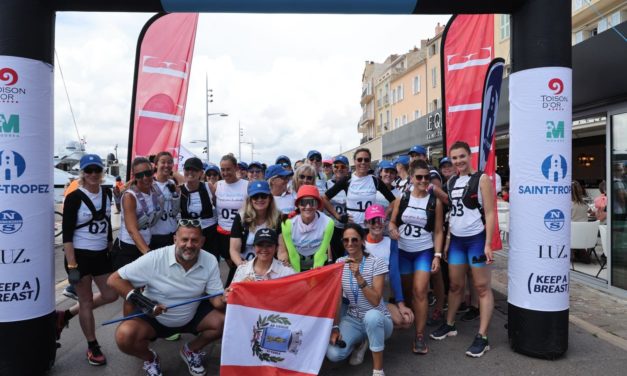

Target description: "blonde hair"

left=292, top=164, right=317, bottom=194
left=242, top=195, right=281, bottom=232
left=78, top=170, right=104, bottom=187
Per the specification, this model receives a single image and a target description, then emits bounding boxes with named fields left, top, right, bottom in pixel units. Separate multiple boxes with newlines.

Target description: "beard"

left=176, top=246, right=198, bottom=262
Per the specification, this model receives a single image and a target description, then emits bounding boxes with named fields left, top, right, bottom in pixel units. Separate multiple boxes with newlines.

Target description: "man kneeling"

left=108, top=219, right=225, bottom=376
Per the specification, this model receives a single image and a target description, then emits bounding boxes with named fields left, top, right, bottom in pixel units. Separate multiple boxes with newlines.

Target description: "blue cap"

left=409, top=145, right=427, bottom=156
left=238, top=161, right=249, bottom=170
left=276, top=155, right=291, bottom=165
left=439, top=157, right=452, bottom=166
left=394, top=155, right=410, bottom=167
left=248, top=180, right=271, bottom=196
left=205, top=164, right=220, bottom=173
left=333, top=155, right=349, bottom=166
left=307, top=150, right=322, bottom=159
left=378, top=160, right=396, bottom=170
left=249, top=161, right=263, bottom=169
left=79, top=154, right=104, bottom=170
left=265, top=164, right=294, bottom=180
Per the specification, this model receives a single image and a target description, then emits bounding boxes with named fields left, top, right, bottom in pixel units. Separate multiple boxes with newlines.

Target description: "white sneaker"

left=349, top=339, right=369, bottom=366
left=180, top=343, right=207, bottom=376
left=143, top=349, right=163, bottom=376
left=373, top=369, right=385, bottom=376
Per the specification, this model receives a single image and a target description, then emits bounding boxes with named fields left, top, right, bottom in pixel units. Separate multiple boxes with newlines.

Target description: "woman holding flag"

left=327, top=223, right=392, bottom=376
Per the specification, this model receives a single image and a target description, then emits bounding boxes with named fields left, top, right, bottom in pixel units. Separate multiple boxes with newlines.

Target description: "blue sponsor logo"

left=541, top=154, right=567, bottom=182
left=0, top=209, right=23, bottom=234
left=543, top=209, right=565, bottom=231
left=0, top=149, right=50, bottom=195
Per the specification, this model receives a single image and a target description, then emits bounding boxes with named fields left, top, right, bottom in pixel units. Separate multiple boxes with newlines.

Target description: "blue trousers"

left=326, top=309, right=393, bottom=361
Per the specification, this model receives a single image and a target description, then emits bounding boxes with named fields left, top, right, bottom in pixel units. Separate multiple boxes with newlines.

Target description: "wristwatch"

left=67, top=263, right=79, bottom=269
left=434, top=253, right=442, bottom=258
left=358, top=280, right=368, bottom=289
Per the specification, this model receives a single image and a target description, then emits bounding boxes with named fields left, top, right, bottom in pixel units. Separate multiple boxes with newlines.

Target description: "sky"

left=54, top=12, right=451, bottom=166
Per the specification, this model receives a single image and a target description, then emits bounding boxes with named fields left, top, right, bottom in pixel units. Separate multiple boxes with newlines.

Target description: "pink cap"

left=365, top=204, right=386, bottom=221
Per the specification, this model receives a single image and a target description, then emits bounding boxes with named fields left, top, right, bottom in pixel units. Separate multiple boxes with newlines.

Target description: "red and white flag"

left=221, top=263, right=343, bottom=376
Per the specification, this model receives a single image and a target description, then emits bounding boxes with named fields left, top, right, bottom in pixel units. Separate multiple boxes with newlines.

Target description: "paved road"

left=51, top=225, right=627, bottom=375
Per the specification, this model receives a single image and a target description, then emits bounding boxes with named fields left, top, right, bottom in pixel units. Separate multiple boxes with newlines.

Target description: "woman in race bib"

left=326, top=224, right=392, bottom=376
left=281, top=185, right=334, bottom=272
left=180, top=157, right=218, bottom=259
left=324, top=148, right=396, bottom=227
left=429, top=141, right=496, bottom=358
left=389, top=160, right=444, bottom=354
left=230, top=180, right=286, bottom=266
left=326, top=155, right=350, bottom=261
left=112, top=157, right=163, bottom=271
left=265, top=164, right=295, bottom=214
left=150, top=151, right=181, bottom=250
left=214, top=154, right=249, bottom=283
left=58, top=155, right=118, bottom=366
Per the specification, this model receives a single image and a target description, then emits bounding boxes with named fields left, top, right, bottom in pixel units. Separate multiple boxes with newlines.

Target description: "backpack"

left=395, top=190, right=437, bottom=233
left=180, top=182, right=213, bottom=219
left=447, top=172, right=485, bottom=222
left=74, top=187, right=112, bottom=230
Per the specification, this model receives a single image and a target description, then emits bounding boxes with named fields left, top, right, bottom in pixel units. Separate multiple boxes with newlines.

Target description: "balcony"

left=360, top=136, right=373, bottom=145
left=361, top=90, right=374, bottom=105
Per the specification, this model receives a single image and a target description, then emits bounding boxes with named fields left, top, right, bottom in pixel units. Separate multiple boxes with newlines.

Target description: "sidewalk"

left=492, top=249, right=627, bottom=351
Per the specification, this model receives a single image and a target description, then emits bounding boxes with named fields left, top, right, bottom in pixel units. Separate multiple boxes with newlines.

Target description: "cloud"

left=54, top=12, right=450, bottom=168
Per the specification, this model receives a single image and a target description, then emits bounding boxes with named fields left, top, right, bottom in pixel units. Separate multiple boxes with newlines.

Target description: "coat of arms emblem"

left=251, top=314, right=303, bottom=363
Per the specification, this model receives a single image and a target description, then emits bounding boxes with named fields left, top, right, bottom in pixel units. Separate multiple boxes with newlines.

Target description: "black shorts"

left=64, top=248, right=112, bottom=278
left=136, top=300, right=215, bottom=340
left=202, top=224, right=219, bottom=260
left=215, top=232, right=232, bottom=262
left=111, top=239, right=143, bottom=271
left=149, top=233, right=174, bottom=250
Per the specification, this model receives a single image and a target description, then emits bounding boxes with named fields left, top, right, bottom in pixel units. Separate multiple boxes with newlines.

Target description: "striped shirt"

left=337, top=255, right=390, bottom=320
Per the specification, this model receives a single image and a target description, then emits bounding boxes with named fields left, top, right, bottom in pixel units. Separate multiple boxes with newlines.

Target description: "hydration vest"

left=447, top=172, right=485, bottom=222
left=74, top=187, right=112, bottom=230
left=395, top=191, right=437, bottom=233
left=180, top=183, right=214, bottom=219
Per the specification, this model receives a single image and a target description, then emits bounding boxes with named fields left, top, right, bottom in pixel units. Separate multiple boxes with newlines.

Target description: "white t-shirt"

left=449, top=175, right=485, bottom=237
left=119, top=189, right=158, bottom=245
left=184, top=182, right=217, bottom=229
left=72, top=187, right=111, bottom=250
left=274, top=191, right=296, bottom=214
left=151, top=180, right=178, bottom=235
left=118, top=245, right=223, bottom=327
left=398, top=195, right=434, bottom=252
left=215, top=179, right=248, bottom=231
left=345, top=174, right=378, bottom=226
left=232, top=258, right=295, bottom=282
left=289, top=213, right=332, bottom=257
left=365, top=237, right=391, bottom=268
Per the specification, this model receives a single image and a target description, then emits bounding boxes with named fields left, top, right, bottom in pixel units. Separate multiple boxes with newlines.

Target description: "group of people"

left=57, top=141, right=498, bottom=376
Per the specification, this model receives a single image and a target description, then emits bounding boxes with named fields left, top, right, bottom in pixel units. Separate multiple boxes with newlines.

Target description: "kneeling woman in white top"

left=327, top=224, right=392, bottom=376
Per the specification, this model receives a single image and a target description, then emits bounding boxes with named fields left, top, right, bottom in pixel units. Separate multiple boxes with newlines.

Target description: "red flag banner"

left=127, top=13, right=198, bottom=171
left=221, top=263, right=344, bottom=376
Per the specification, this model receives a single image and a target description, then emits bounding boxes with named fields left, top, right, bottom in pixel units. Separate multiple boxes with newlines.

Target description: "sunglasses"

left=249, top=169, right=262, bottom=174
left=333, top=164, right=347, bottom=170
left=178, top=219, right=201, bottom=228
left=83, top=166, right=103, bottom=174
left=299, top=174, right=314, bottom=181
left=309, top=157, right=322, bottom=162
left=251, top=193, right=270, bottom=200
left=206, top=172, right=219, bottom=177
left=298, top=198, right=318, bottom=208
left=342, top=237, right=360, bottom=244
left=135, top=169, right=154, bottom=179
left=366, top=217, right=384, bottom=226
left=356, top=157, right=370, bottom=163
left=414, top=174, right=431, bottom=181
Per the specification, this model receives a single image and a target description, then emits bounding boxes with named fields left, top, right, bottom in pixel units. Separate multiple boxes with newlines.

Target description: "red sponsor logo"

left=548, top=78, right=563, bottom=95
left=0, top=68, right=18, bottom=86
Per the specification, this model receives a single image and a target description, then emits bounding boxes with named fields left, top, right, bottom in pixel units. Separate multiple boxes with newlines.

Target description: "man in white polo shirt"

left=108, top=219, right=225, bottom=376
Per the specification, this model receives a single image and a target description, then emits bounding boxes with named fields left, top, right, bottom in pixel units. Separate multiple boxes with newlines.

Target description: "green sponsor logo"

left=0, top=114, right=19, bottom=137
left=546, top=120, right=564, bottom=141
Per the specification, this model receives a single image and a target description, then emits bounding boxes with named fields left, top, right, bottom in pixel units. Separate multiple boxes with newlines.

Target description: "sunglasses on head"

left=309, top=157, right=322, bottom=162
left=178, top=219, right=201, bottom=228
left=135, top=169, right=154, bottom=179
left=83, top=166, right=103, bottom=174
left=298, top=198, right=318, bottom=208
left=251, top=193, right=270, bottom=200
left=366, top=217, right=384, bottom=226
left=299, top=174, right=314, bottom=181
left=414, top=174, right=431, bottom=181
left=342, top=237, right=360, bottom=244
left=356, top=157, right=370, bottom=163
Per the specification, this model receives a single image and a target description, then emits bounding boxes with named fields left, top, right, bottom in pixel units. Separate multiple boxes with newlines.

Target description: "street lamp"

left=205, top=74, right=228, bottom=163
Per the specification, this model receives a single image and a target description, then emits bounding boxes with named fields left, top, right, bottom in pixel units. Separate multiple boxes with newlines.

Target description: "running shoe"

left=165, top=333, right=181, bottom=341
left=143, top=349, right=162, bottom=376
left=461, top=306, right=480, bottom=322
left=430, top=323, right=458, bottom=340
left=428, top=291, right=436, bottom=307
left=456, top=302, right=470, bottom=314
left=427, top=308, right=444, bottom=326
left=86, top=345, right=107, bottom=366
left=180, top=343, right=206, bottom=376
left=372, top=370, right=385, bottom=376
left=465, top=334, right=490, bottom=358
left=54, top=310, right=68, bottom=339
left=62, top=285, right=78, bottom=300
left=412, top=334, right=428, bottom=355
left=349, top=339, right=369, bottom=366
